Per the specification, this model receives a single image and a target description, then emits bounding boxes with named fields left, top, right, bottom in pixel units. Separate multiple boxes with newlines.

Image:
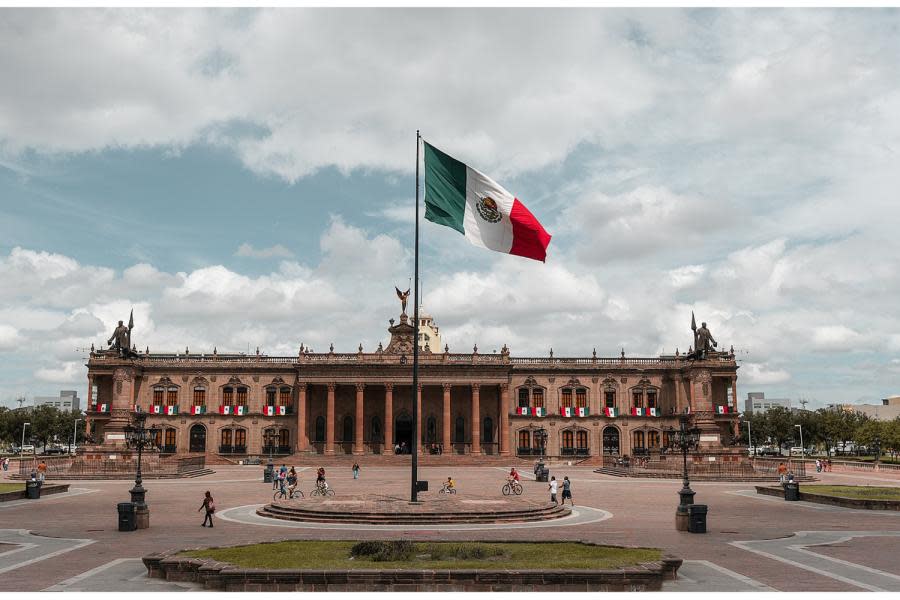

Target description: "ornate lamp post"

left=535, top=427, right=548, bottom=460
left=123, top=412, right=159, bottom=529
left=667, top=413, right=701, bottom=531
left=873, top=436, right=881, bottom=465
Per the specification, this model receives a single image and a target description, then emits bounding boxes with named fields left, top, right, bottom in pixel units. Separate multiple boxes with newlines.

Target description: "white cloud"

left=234, top=243, right=295, bottom=259
left=0, top=324, right=22, bottom=351
left=34, top=361, right=83, bottom=384
left=740, top=362, right=791, bottom=385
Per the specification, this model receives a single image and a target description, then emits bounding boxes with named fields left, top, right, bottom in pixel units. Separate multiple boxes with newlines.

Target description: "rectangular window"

left=632, top=390, right=643, bottom=408
left=266, top=388, right=276, bottom=406
left=576, top=430, right=588, bottom=449
left=518, top=388, right=529, bottom=408
left=236, top=387, right=248, bottom=406
left=166, top=387, right=178, bottom=407
left=647, top=390, right=657, bottom=409
left=532, top=388, right=544, bottom=408
left=561, top=389, right=573, bottom=408
left=278, top=429, right=290, bottom=447
left=235, top=429, right=246, bottom=447
left=518, top=430, right=531, bottom=449
left=605, top=391, right=616, bottom=408
left=279, top=388, right=291, bottom=407
left=221, top=429, right=232, bottom=446
left=153, top=388, right=164, bottom=406
left=223, top=388, right=234, bottom=407
left=576, top=388, right=587, bottom=409
left=562, top=430, right=574, bottom=449
left=152, top=430, right=162, bottom=448
left=193, top=387, right=206, bottom=407
left=164, top=429, right=176, bottom=447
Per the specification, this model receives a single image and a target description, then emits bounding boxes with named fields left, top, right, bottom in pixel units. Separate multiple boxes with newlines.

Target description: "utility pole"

left=799, top=397, right=809, bottom=411
left=16, top=397, right=26, bottom=409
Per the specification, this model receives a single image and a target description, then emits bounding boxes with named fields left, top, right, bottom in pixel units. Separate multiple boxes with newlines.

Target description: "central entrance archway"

left=394, top=413, right=412, bottom=453
left=189, top=424, right=206, bottom=453
left=602, top=426, right=620, bottom=455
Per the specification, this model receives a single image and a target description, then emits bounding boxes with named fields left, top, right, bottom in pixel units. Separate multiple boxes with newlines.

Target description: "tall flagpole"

left=411, top=130, right=421, bottom=502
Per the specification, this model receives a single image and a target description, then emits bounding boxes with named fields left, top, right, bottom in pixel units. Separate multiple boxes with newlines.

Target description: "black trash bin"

left=26, top=480, right=41, bottom=500
left=118, top=502, right=136, bottom=532
left=263, top=464, right=274, bottom=484
left=416, top=480, right=429, bottom=492
left=784, top=482, right=800, bottom=501
left=688, top=504, right=708, bottom=533
left=536, top=467, right=549, bottom=483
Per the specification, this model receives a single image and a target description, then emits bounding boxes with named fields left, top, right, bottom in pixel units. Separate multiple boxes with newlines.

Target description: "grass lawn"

left=0, top=483, right=25, bottom=493
left=802, top=485, right=900, bottom=501
left=183, top=541, right=661, bottom=571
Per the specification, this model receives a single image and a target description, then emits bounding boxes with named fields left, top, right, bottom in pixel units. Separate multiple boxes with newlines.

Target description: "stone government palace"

left=84, top=303, right=741, bottom=463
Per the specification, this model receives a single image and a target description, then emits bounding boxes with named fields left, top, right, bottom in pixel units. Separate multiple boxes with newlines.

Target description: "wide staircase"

left=594, top=466, right=815, bottom=482
left=217, top=454, right=534, bottom=468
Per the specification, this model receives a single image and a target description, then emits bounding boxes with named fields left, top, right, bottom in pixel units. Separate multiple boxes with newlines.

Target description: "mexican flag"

left=132, top=404, right=140, bottom=412
left=561, top=407, right=574, bottom=417
left=278, top=405, right=288, bottom=416
left=219, top=406, right=232, bottom=415
left=532, top=407, right=547, bottom=417
left=516, top=407, right=530, bottom=415
left=424, top=141, right=552, bottom=262
left=648, top=407, right=659, bottom=417
left=235, top=405, right=246, bottom=416
left=576, top=407, right=588, bottom=417
left=631, top=407, right=645, bottom=417
left=265, top=406, right=275, bottom=416
left=165, top=405, right=178, bottom=416
left=603, top=407, right=618, bottom=418
left=717, top=405, right=731, bottom=414
left=191, top=405, right=205, bottom=415
left=99, top=403, right=108, bottom=412
left=151, top=405, right=163, bottom=414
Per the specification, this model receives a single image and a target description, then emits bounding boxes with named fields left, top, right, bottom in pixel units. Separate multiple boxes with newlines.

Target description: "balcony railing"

left=261, top=445, right=293, bottom=455
left=159, top=444, right=177, bottom=454
left=218, top=445, right=248, bottom=454
left=517, top=447, right=546, bottom=456
left=561, top=447, right=591, bottom=457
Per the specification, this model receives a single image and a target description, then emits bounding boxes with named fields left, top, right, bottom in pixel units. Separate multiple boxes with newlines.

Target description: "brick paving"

left=1, top=463, right=898, bottom=592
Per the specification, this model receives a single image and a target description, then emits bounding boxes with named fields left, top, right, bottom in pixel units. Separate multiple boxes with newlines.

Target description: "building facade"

left=34, top=390, right=81, bottom=412
left=84, top=310, right=741, bottom=462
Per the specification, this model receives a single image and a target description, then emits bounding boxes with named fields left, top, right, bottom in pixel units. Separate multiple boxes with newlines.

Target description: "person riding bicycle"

left=276, top=468, right=287, bottom=494
left=444, top=476, right=455, bottom=492
left=508, top=467, right=520, bottom=483
left=315, top=467, right=329, bottom=491
left=287, top=467, right=298, bottom=496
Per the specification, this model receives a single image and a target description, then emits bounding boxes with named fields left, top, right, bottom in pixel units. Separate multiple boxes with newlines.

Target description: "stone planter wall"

left=0, top=483, right=70, bottom=502
left=144, top=544, right=682, bottom=592
left=755, top=486, right=900, bottom=510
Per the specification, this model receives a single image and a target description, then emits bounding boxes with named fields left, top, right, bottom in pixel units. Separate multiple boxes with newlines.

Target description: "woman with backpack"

left=199, top=490, right=215, bottom=527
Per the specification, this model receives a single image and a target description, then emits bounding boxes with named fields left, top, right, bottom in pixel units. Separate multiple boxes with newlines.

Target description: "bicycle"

left=439, top=483, right=457, bottom=494
left=310, top=483, right=335, bottom=497
left=273, top=486, right=304, bottom=501
left=502, top=480, right=523, bottom=496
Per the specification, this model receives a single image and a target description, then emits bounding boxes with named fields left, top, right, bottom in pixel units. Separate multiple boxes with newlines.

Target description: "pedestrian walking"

left=199, top=491, right=215, bottom=527
left=548, top=476, right=558, bottom=505
left=2, top=457, right=9, bottom=472
left=826, top=459, right=832, bottom=472
left=352, top=462, right=360, bottom=480
left=777, top=461, right=787, bottom=484
left=561, top=476, right=574, bottom=506
left=37, top=460, right=47, bottom=482
left=815, top=459, right=822, bottom=473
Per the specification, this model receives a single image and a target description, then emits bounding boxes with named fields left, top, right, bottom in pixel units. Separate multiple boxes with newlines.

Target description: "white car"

left=789, top=447, right=809, bottom=456
left=18, top=445, right=35, bottom=454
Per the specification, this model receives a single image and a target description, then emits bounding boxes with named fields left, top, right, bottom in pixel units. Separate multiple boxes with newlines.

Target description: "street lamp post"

left=71, top=419, right=82, bottom=455
left=123, top=412, right=159, bottom=529
left=21, top=422, right=30, bottom=453
left=795, top=424, right=804, bottom=458
left=744, top=415, right=754, bottom=457
left=667, top=413, right=701, bottom=532
left=873, top=436, right=881, bottom=465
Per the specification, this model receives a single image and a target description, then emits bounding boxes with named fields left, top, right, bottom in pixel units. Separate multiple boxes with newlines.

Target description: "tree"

left=763, top=407, right=795, bottom=452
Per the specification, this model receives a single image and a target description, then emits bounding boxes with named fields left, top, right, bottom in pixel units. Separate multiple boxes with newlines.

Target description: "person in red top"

left=509, top=467, right=520, bottom=482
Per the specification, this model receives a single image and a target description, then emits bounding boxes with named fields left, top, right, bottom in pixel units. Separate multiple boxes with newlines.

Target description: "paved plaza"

left=1, top=464, right=899, bottom=592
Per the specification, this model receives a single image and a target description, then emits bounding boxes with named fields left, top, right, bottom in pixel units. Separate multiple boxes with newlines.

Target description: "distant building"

left=836, top=396, right=900, bottom=421
left=744, top=392, right=791, bottom=414
left=34, top=390, right=81, bottom=412
left=416, top=308, right=443, bottom=352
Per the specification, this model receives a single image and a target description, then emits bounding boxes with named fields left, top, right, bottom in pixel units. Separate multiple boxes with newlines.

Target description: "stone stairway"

left=594, top=466, right=814, bottom=482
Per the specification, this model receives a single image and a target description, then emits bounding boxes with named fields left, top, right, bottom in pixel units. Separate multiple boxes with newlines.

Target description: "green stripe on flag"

left=423, top=141, right=467, bottom=234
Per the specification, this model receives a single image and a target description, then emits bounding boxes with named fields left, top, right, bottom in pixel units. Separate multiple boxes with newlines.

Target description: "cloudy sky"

left=2, top=8, right=899, bottom=409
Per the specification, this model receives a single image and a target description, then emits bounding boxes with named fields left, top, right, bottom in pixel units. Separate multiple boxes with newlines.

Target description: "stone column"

left=731, top=377, right=739, bottom=439
left=416, top=384, right=423, bottom=455
left=442, top=383, right=452, bottom=452
left=500, top=383, right=510, bottom=455
left=354, top=383, right=365, bottom=455
left=471, top=383, right=481, bottom=455
left=296, top=383, right=308, bottom=452
left=384, top=383, right=394, bottom=451
left=325, top=383, right=336, bottom=455
left=87, top=375, right=93, bottom=408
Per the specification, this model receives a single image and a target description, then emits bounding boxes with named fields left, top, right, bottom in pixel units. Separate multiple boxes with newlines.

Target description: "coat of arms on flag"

left=235, top=405, right=246, bottom=416
left=265, top=406, right=275, bottom=416
left=191, top=405, right=205, bottom=415
left=99, top=403, right=108, bottom=412
left=576, top=407, right=588, bottom=417
left=532, top=407, right=547, bottom=417
left=152, top=405, right=163, bottom=414
left=648, top=407, right=659, bottom=417
left=561, top=407, right=573, bottom=417
left=516, top=407, right=530, bottom=415
left=278, top=405, right=287, bottom=416
left=631, top=407, right=644, bottom=417
left=166, top=405, right=178, bottom=415
left=603, top=407, right=618, bottom=417
left=219, top=405, right=232, bottom=415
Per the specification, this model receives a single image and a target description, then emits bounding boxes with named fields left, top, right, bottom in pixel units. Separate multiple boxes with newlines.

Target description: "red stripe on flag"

left=509, top=198, right=552, bottom=262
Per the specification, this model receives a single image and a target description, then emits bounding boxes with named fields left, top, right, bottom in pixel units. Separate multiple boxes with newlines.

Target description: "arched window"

left=482, top=417, right=494, bottom=443
left=632, top=430, right=646, bottom=449
left=163, top=428, right=177, bottom=452
left=454, top=416, right=465, bottom=443
left=189, top=424, right=206, bottom=452
left=426, top=416, right=436, bottom=443
left=576, top=430, right=588, bottom=450
left=192, top=386, right=206, bottom=409
left=648, top=430, right=661, bottom=449
left=278, top=428, right=290, bottom=450
left=314, top=416, right=325, bottom=442
left=371, top=416, right=382, bottom=442
left=662, top=430, right=672, bottom=448
left=517, top=430, right=531, bottom=453
left=342, top=416, right=354, bottom=442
